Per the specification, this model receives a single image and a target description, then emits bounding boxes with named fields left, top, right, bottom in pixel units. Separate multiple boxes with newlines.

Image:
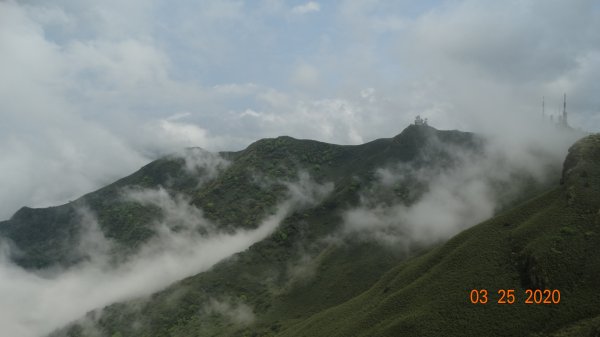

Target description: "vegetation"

left=0, top=125, right=482, bottom=269
left=4, top=125, right=593, bottom=337
left=274, top=134, right=600, bottom=337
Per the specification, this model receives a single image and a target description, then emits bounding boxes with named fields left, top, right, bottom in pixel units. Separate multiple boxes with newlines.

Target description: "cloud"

left=0, top=173, right=331, bottom=337
left=237, top=95, right=368, bottom=144
left=399, top=0, right=600, bottom=132
left=0, top=2, right=159, bottom=218
left=281, top=249, right=321, bottom=290
left=341, top=126, right=582, bottom=247
left=360, top=87, right=376, bottom=103
left=290, top=62, right=320, bottom=89
left=1, top=0, right=600, bottom=332
left=151, top=118, right=212, bottom=149
left=292, top=2, right=321, bottom=15
left=177, top=147, right=231, bottom=180
left=0, top=1, right=262, bottom=218
left=3, top=0, right=600, bottom=221
left=203, top=298, right=256, bottom=325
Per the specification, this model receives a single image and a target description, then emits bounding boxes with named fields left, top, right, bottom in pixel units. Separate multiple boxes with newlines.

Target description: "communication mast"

left=542, top=96, right=545, bottom=120
left=562, top=93, right=568, bottom=127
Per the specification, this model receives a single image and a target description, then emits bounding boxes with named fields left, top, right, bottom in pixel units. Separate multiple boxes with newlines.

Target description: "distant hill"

left=275, top=133, right=600, bottom=337
left=0, top=124, right=481, bottom=270
left=1, top=124, right=581, bottom=337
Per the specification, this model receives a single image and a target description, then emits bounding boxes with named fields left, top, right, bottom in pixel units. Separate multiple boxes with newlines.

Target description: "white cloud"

left=360, top=87, right=376, bottom=103
left=292, top=1, right=321, bottom=15
left=65, top=39, right=171, bottom=91
left=290, top=62, right=320, bottom=88
left=236, top=96, right=367, bottom=144
left=1, top=1, right=599, bottom=334
left=400, top=0, right=600, bottom=132
left=2, top=0, right=599, bottom=219
left=157, top=119, right=211, bottom=147
left=203, top=298, right=256, bottom=325
left=0, top=2, right=168, bottom=218
left=341, top=125, right=581, bottom=246
left=0, top=174, right=332, bottom=337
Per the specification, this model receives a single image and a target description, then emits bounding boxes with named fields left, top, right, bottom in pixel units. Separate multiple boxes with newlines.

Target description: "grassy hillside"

left=0, top=150, right=208, bottom=268
left=0, top=125, right=480, bottom=269
left=2, top=124, right=575, bottom=337
left=275, top=134, right=600, bottom=337
left=37, top=125, right=497, bottom=337
left=46, top=127, right=576, bottom=337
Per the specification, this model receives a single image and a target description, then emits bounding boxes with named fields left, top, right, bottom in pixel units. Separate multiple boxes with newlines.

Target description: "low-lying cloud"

left=342, top=127, right=582, bottom=247
left=2, top=0, right=599, bottom=221
left=203, top=298, right=256, bottom=326
left=0, top=173, right=331, bottom=337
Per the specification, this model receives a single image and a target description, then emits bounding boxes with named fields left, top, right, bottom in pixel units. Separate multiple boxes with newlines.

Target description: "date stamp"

left=469, top=289, right=561, bottom=304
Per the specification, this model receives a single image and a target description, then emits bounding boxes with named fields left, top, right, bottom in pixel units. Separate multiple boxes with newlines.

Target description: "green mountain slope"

left=1, top=124, right=575, bottom=337
left=275, top=134, right=600, bottom=337
left=0, top=149, right=215, bottom=268
left=0, top=124, right=480, bottom=270
left=41, top=125, right=571, bottom=337
left=28, top=125, right=486, bottom=336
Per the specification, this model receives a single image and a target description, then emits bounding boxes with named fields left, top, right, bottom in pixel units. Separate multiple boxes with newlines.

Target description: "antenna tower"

left=562, top=93, right=568, bottom=127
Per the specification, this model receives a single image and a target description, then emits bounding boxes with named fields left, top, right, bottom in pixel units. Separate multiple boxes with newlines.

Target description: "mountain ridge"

left=275, top=133, right=600, bottom=337
left=0, top=124, right=583, bottom=337
left=0, top=124, right=480, bottom=269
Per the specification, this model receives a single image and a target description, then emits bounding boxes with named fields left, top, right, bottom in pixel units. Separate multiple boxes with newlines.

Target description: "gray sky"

left=1, top=0, right=599, bottom=219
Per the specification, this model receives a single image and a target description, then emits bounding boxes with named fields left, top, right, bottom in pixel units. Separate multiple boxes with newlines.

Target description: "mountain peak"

left=391, top=123, right=478, bottom=150
left=399, top=123, right=437, bottom=135
left=392, top=123, right=437, bottom=143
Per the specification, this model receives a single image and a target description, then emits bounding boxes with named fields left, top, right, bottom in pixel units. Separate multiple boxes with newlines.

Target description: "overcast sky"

left=1, top=0, right=599, bottom=219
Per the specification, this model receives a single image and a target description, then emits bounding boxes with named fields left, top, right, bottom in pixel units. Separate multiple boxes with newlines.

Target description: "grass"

left=274, top=134, right=600, bottom=337
left=13, top=126, right=595, bottom=337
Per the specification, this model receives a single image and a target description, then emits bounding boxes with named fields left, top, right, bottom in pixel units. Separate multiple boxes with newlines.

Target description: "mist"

left=0, top=174, right=331, bottom=337
left=342, top=124, right=584, bottom=247
left=1, top=0, right=599, bottom=335
left=2, top=0, right=599, bottom=221
left=203, top=298, right=256, bottom=326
